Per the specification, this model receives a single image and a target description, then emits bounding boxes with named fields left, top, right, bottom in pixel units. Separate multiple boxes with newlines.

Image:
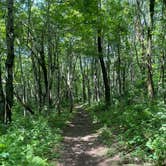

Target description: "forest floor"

left=50, top=105, right=152, bottom=166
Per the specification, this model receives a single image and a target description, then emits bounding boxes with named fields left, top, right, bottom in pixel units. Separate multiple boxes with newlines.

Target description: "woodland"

left=0, top=0, right=166, bottom=165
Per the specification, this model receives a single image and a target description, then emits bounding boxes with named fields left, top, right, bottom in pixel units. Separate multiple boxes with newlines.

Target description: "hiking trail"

left=51, top=105, right=151, bottom=166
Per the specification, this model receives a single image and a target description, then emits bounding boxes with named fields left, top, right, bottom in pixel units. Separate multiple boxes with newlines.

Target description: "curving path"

left=55, top=105, right=151, bottom=166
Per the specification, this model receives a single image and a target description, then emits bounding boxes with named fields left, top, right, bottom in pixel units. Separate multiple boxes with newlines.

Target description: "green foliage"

left=0, top=108, right=72, bottom=166
left=98, top=125, right=113, bottom=146
left=146, top=124, right=166, bottom=164
left=88, top=100, right=166, bottom=165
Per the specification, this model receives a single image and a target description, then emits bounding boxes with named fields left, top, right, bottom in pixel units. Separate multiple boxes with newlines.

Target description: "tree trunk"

left=47, top=0, right=52, bottom=106
left=97, top=30, right=110, bottom=105
left=122, top=66, right=126, bottom=95
left=5, top=0, right=15, bottom=123
left=40, top=32, right=48, bottom=104
left=147, top=0, right=155, bottom=99
left=0, top=60, right=5, bottom=123
left=31, top=51, right=42, bottom=111
left=80, top=57, right=86, bottom=102
left=87, top=63, right=91, bottom=105
left=117, top=44, right=122, bottom=96
left=57, top=55, right=61, bottom=115
left=14, top=92, right=34, bottom=115
left=162, top=0, right=166, bottom=102
left=19, top=46, right=26, bottom=116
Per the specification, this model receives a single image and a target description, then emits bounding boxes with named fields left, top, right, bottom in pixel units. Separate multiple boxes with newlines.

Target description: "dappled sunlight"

left=74, top=104, right=87, bottom=109
left=81, top=133, right=98, bottom=141
left=0, top=0, right=165, bottom=165
left=57, top=106, right=154, bottom=166
left=58, top=107, right=123, bottom=166
left=86, top=146, right=108, bottom=157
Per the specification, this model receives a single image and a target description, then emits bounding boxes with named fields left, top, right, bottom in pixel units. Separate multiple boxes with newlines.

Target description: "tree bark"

left=30, top=51, right=42, bottom=111
left=5, top=0, right=15, bottom=123
left=0, top=60, right=5, bottom=123
left=80, top=57, right=86, bottom=102
left=97, top=30, right=110, bottom=105
left=117, top=44, right=122, bottom=96
left=147, top=0, right=155, bottom=99
left=19, top=46, right=26, bottom=116
left=40, top=32, right=48, bottom=104
left=14, top=92, right=34, bottom=115
left=47, top=0, right=52, bottom=106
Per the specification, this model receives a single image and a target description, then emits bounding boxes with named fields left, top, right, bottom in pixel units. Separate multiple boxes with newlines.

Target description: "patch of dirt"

left=52, top=106, right=152, bottom=166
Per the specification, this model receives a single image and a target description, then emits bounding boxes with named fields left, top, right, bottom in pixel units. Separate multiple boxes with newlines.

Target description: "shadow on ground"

left=52, top=106, right=152, bottom=166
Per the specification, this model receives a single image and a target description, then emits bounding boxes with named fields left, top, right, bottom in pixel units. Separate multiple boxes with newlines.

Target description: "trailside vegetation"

left=0, top=0, right=166, bottom=165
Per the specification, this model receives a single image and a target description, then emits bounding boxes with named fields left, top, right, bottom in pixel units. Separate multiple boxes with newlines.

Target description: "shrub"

left=0, top=115, right=63, bottom=165
left=88, top=100, right=166, bottom=164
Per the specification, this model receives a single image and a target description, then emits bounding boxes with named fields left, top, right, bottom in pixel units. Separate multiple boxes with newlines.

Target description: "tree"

left=146, top=0, right=155, bottom=99
left=98, top=29, right=111, bottom=105
left=5, top=0, right=15, bottom=123
left=0, top=57, right=5, bottom=122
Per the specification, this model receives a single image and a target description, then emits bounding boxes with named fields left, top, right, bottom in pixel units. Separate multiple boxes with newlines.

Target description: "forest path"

left=54, top=105, right=148, bottom=166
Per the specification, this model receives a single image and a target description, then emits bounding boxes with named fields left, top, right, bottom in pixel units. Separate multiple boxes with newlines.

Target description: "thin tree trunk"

left=57, top=55, right=61, bottom=115
left=161, top=0, right=166, bottom=102
left=40, top=32, right=48, bottom=104
left=0, top=59, right=5, bottom=123
left=87, top=63, right=91, bottom=105
left=98, top=30, right=110, bottom=105
left=47, top=0, right=52, bottom=106
left=122, top=66, right=126, bottom=94
left=14, top=92, right=34, bottom=115
left=19, top=46, right=26, bottom=116
left=147, top=0, right=155, bottom=99
left=117, top=44, right=122, bottom=96
left=31, top=52, right=42, bottom=111
left=80, top=57, right=86, bottom=102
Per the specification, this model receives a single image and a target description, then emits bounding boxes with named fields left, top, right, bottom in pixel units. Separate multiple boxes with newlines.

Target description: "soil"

left=52, top=105, right=152, bottom=166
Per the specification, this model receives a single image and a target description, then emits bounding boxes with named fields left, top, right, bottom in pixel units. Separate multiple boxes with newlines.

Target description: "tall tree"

left=98, top=30, right=111, bottom=105
left=5, top=0, right=15, bottom=123
left=0, top=57, right=5, bottom=122
left=147, top=0, right=155, bottom=98
left=97, top=0, right=110, bottom=105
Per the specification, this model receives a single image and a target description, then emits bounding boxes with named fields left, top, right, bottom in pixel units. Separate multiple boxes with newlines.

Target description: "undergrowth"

left=88, top=100, right=166, bottom=166
left=0, top=105, right=72, bottom=166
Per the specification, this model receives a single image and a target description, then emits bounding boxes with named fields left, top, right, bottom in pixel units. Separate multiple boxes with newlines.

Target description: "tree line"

left=0, top=0, right=166, bottom=123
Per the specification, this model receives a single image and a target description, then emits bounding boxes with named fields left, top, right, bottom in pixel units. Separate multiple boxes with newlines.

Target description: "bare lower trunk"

left=117, top=44, right=122, bottom=96
left=147, top=0, right=155, bottom=99
left=98, top=30, right=110, bottom=105
left=80, top=58, right=86, bottom=102
left=5, top=0, right=15, bottom=123
left=0, top=61, right=5, bottom=123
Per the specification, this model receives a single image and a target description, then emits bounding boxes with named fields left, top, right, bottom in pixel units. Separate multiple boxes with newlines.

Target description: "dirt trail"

left=56, top=105, right=151, bottom=166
